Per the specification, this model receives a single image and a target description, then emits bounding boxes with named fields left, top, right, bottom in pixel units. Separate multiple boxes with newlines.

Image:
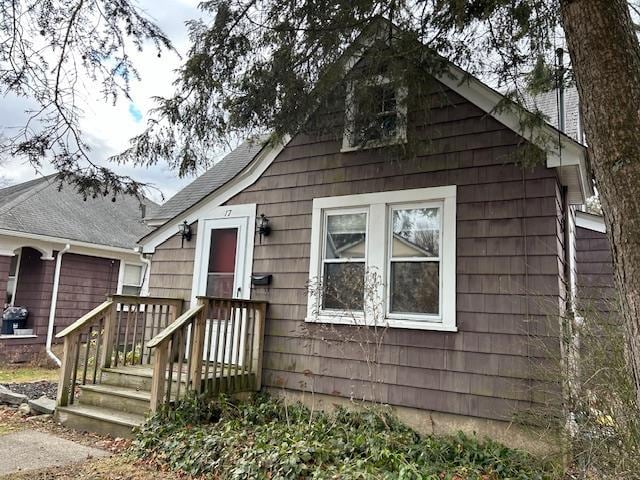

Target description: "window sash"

left=319, top=208, right=368, bottom=313
left=387, top=202, right=443, bottom=320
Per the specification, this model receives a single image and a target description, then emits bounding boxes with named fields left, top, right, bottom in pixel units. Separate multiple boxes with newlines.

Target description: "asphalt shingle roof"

left=524, top=86, right=582, bottom=143
left=147, top=137, right=267, bottom=222
left=0, top=175, right=155, bottom=249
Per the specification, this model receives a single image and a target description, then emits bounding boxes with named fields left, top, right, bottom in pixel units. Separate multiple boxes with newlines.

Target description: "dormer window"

left=342, top=76, right=407, bottom=151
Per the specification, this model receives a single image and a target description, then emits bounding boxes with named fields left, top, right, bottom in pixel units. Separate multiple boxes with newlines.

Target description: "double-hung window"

left=307, top=186, right=456, bottom=331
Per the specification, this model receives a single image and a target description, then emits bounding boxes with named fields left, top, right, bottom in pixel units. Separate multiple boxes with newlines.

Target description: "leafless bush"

left=523, top=297, right=640, bottom=478
left=303, top=267, right=388, bottom=405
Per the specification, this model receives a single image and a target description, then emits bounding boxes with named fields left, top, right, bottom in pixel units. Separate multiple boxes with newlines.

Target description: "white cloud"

left=0, top=0, right=209, bottom=203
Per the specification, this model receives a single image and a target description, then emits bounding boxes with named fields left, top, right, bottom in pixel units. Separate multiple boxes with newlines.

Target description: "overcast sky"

left=0, top=0, right=209, bottom=204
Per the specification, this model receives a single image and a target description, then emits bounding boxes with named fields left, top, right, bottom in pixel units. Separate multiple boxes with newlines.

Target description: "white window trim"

left=307, top=186, right=457, bottom=332
left=117, top=261, right=146, bottom=296
left=6, top=249, right=21, bottom=306
left=341, top=75, right=408, bottom=152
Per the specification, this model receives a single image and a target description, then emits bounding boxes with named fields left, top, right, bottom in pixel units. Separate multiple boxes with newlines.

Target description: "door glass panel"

left=206, top=228, right=238, bottom=297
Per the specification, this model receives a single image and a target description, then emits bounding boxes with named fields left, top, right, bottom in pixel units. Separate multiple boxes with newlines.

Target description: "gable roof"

left=0, top=175, right=155, bottom=249
left=139, top=25, right=592, bottom=251
left=146, top=137, right=268, bottom=223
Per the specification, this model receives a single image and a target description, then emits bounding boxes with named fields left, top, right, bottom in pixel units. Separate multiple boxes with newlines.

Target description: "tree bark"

left=560, top=0, right=640, bottom=406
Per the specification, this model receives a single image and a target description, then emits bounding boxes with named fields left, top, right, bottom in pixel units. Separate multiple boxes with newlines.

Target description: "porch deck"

left=54, top=295, right=267, bottom=437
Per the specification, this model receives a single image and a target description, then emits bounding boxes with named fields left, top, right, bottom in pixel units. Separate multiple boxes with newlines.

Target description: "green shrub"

left=131, top=394, right=557, bottom=479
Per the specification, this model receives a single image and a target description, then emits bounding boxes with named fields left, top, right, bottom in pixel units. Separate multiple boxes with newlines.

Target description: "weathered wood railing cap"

left=55, top=300, right=113, bottom=339
left=196, top=296, right=268, bottom=306
left=109, top=294, right=184, bottom=306
left=146, top=304, right=204, bottom=349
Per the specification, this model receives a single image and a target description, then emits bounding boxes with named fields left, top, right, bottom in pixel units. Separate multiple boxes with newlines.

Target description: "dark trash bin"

left=1, top=306, right=28, bottom=335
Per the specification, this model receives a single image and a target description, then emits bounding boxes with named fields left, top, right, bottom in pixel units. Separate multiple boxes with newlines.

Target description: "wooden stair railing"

left=55, top=295, right=184, bottom=407
left=147, top=297, right=267, bottom=412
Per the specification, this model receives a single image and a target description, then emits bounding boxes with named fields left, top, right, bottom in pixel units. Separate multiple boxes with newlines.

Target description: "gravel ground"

left=0, top=381, right=57, bottom=400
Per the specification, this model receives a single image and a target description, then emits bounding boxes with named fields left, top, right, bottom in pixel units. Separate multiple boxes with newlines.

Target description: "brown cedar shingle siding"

left=53, top=253, right=119, bottom=333
left=576, top=226, right=617, bottom=314
left=13, top=247, right=55, bottom=337
left=149, top=224, right=198, bottom=300
left=218, top=79, right=565, bottom=421
left=10, top=249, right=120, bottom=339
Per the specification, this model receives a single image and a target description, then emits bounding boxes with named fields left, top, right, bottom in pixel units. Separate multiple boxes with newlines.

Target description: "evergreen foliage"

left=132, top=394, right=558, bottom=479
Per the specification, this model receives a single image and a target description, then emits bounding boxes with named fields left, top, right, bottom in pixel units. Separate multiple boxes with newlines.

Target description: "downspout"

left=138, top=250, right=151, bottom=297
left=46, top=244, right=70, bottom=366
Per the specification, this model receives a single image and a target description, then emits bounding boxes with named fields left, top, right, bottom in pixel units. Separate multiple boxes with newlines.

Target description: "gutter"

left=46, top=243, right=70, bottom=366
left=0, top=228, right=139, bottom=256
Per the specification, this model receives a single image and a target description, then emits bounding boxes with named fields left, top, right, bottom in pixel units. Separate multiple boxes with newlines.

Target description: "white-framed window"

left=342, top=76, right=407, bottom=152
left=307, top=186, right=457, bottom=332
left=321, top=208, right=368, bottom=312
left=118, top=262, right=145, bottom=296
left=5, top=250, right=21, bottom=306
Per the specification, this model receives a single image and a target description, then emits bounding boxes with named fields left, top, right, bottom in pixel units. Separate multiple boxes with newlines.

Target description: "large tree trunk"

left=560, top=0, right=640, bottom=406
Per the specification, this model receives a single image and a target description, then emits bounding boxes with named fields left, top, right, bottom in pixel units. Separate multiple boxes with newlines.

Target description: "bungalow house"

left=52, top=29, right=609, bottom=451
left=0, top=175, right=154, bottom=363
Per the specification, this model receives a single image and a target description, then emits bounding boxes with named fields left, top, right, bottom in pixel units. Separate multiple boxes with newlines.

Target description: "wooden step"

left=100, top=366, right=156, bottom=391
left=78, top=384, right=151, bottom=416
left=101, top=365, right=194, bottom=391
left=55, top=404, right=144, bottom=439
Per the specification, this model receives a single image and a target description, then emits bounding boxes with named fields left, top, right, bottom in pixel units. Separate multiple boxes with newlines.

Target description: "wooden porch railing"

left=55, top=295, right=184, bottom=407
left=146, top=297, right=267, bottom=412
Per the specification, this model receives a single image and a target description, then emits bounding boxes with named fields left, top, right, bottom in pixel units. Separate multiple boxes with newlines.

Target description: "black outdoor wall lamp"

left=257, top=214, right=271, bottom=244
left=179, top=220, right=192, bottom=247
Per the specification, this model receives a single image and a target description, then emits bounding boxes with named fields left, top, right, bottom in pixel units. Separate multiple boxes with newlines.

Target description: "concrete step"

left=56, top=404, right=144, bottom=439
left=78, top=384, right=151, bottom=416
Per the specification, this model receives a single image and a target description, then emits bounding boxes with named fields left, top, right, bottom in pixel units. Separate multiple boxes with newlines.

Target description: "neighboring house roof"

left=146, top=138, right=268, bottom=223
left=524, top=86, right=582, bottom=143
left=0, top=175, right=155, bottom=249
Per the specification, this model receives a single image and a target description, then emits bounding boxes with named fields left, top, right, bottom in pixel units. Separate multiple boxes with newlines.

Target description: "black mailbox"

left=251, top=274, right=272, bottom=286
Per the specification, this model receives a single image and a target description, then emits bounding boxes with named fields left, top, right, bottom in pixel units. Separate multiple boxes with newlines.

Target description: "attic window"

left=342, top=76, right=407, bottom=151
